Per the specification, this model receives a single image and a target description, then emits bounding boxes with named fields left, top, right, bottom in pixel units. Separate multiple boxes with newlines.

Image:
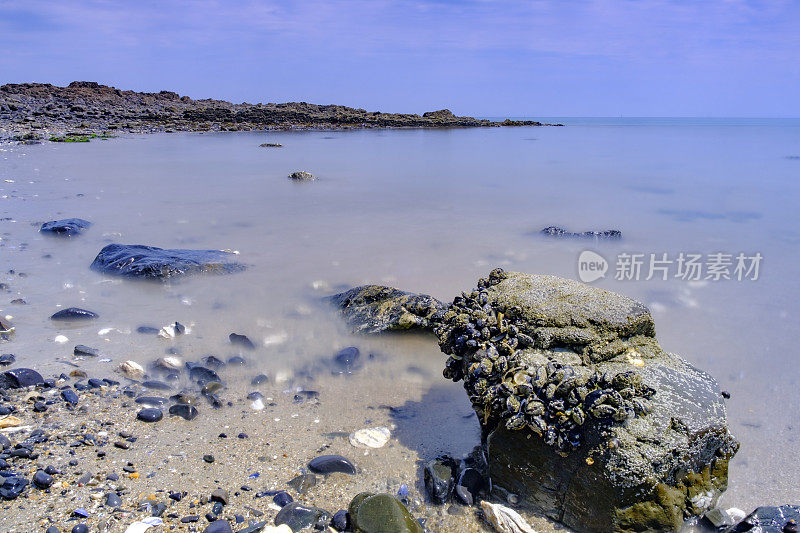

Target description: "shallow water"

left=1, top=119, right=799, bottom=512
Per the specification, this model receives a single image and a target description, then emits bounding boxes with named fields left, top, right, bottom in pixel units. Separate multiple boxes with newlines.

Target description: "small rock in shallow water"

left=728, top=505, right=800, bottom=532
left=424, top=456, right=457, bottom=504
left=274, top=502, right=331, bottom=530
left=90, top=243, right=245, bottom=279
left=229, top=333, right=256, bottom=350
left=273, top=491, right=293, bottom=507
left=538, top=226, right=621, bottom=240
left=0, top=353, right=15, bottom=366
left=71, top=525, right=88, bottom=533
left=348, top=492, right=422, bottom=533
left=333, top=346, right=362, bottom=375
left=308, top=454, right=356, bottom=475
left=61, top=388, right=79, bottom=405
left=136, top=408, right=163, bottom=423
left=73, top=345, right=99, bottom=357
left=287, top=474, right=317, bottom=494
left=203, top=521, right=232, bottom=533
left=118, top=360, right=145, bottom=380
left=480, top=501, right=537, bottom=533
left=40, top=218, right=92, bottom=236
left=349, top=426, right=391, bottom=449
left=169, top=403, right=199, bottom=420
left=287, top=171, right=316, bottom=181
left=137, top=326, right=160, bottom=335
left=50, top=307, right=99, bottom=321
left=454, top=467, right=485, bottom=506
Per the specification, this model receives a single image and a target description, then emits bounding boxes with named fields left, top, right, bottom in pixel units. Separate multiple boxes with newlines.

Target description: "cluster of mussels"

left=437, top=268, right=655, bottom=456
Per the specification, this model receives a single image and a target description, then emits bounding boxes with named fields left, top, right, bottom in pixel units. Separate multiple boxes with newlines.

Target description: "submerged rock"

left=40, top=218, right=92, bottom=237
left=424, top=456, right=457, bottom=504
left=729, top=505, right=800, bottom=532
left=50, top=307, right=99, bottom=320
left=437, top=269, right=738, bottom=533
left=348, top=492, right=423, bottom=533
left=539, top=226, right=622, bottom=240
left=327, top=285, right=445, bottom=334
left=274, top=502, right=331, bottom=530
left=90, top=244, right=245, bottom=279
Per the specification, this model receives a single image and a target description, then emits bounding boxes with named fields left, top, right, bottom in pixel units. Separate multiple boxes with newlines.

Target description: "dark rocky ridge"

left=0, top=81, right=561, bottom=141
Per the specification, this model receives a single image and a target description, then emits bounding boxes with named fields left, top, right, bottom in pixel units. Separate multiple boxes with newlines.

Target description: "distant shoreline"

left=0, top=81, right=562, bottom=143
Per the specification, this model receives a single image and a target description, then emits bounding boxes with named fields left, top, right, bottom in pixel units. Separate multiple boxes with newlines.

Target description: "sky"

left=0, top=0, right=798, bottom=117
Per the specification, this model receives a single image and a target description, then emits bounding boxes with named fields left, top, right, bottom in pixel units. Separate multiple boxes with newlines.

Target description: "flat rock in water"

left=229, top=333, right=255, bottom=350
left=348, top=492, right=423, bottom=533
left=274, top=502, right=331, bottom=530
left=51, top=307, right=99, bottom=320
left=40, top=218, right=92, bottom=237
left=437, top=269, right=739, bottom=533
left=307, top=454, right=356, bottom=475
left=327, top=285, right=445, bottom=334
left=73, top=344, right=99, bottom=357
left=90, top=243, right=245, bottom=279
left=137, top=408, right=163, bottom=423
left=539, top=226, right=621, bottom=240
left=0, top=367, right=44, bottom=389
left=729, top=505, right=800, bottom=532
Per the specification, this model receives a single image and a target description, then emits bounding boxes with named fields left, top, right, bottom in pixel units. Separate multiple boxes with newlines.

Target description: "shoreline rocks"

left=39, top=218, right=92, bottom=237
left=0, top=81, right=562, bottom=142
left=90, top=244, right=245, bottom=279
left=539, top=226, right=622, bottom=240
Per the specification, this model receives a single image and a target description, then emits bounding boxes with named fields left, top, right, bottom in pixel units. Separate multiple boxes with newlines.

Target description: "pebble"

left=51, top=308, right=99, bottom=320
left=0, top=415, right=22, bottom=429
left=454, top=467, right=485, bottom=506
left=154, top=356, right=182, bottom=370
left=287, top=474, right=317, bottom=494
left=73, top=345, right=99, bottom=357
left=0, top=353, right=15, bottom=366
left=349, top=426, right=391, bottom=449
left=0, top=476, right=29, bottom=499
left=333, top=346, right=361, bottom=374
left=273, top=491, right=294, bottom=507
left=229, top=333, right=256, bottom=350
left=203, top=454, right=215, bottom=463
left=169, top=403, right=199, bottom=420
left=210, top=488, right=229, bottom=505
left=348, top=492, right=421, bottom=533
left=33, top=470, right=54, bottom=489
left=424, top=456, right=456, bottom=504
left=119, top=360, right=145, bottom=380
left=105, top=492, right=122, bottom=507
left=54, top=335, right=69, bottom=343
left=71, top=525, right=89, bottom=533
left=203, top=521, right=233, bottom=533
left=61, top=388, right=79, bottom=405
left=251, top=374, right=269, bottom=385
left=1, top=367, right=44, bottom=388
left=308, top=454, right=357, bottom=475
left=136, top=408, right=163, bottom=423
left=137, top=326, right=160, bottom=335
left=274, top=502, right=331, bottom=531
left=332, top=509, right=350, bottom=531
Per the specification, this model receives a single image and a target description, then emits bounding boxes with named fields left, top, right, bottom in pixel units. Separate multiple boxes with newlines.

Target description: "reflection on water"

left=1, top=120, right=799, bottom=509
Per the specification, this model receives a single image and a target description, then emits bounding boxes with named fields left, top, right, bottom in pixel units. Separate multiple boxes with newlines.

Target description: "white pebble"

left=54, top=335, right=69, bottom=344
left=251, top=398, right=265, bottom=410
left=349, top=426, right=391, bottom=449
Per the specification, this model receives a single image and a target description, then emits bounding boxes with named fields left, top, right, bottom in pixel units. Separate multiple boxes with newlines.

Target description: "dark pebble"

left=203, top=454, right=215, bottom=463
left=0, top=367, right=44, bottom=388
left=180, top=515, right=199, bottom=523
left=0, top=353, right=15, bottom=366
left=73, top=345, right=99, bottom=357
left=169, top=403, right=199, bottom=420
left=71, top=525, right=88, bottom=533
left=135, top=396, right=169, bottom=407
left=333, top=346, right=361, bottom=374
left=229, top=333, right=255, bottom=350
left=251, top=374, right=268, bottom=385
left=308, top=454, right=356, bottom=475
left=424, top=456, right=457, bottom=504
left=142, top=380, right=172, bottom=391
left=46, top=527, right=60, bottom=533
left=61, top=388, right=79, bottom=405
left=203, top=520, right=233, bottom=533
left=188, top=365, right=220, bottom=383
left=332, top=509, right=350, bottom=531
left=237, top=522, right=268, bottom=533
left=273, top=491, right=293, bottom=507
left=50, top=308, right=99, bottom=321
left=105, top=492, right=122, bottom=507
left=454, top=467, right=485, bottom=506
left=275, top=502, right=332, bottom=531
left=227, top=355, right=246, bottom=366
left=200, top=356, right=225, bottom=369
left=136, top=408, right=163, bottom=423
left=137, top=326, right=160, bottom=335
left=33, top=470, right=54, bottom=489
left=0, top=476, right=29, bottom=499
left=287, top=473, right=317, bottom=494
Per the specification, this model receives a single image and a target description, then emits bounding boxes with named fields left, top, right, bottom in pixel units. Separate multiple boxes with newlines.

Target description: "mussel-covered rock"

left=348, top=492, right=423, bottom=533
left=90, top=243, right=245, bottom=279
left=327, top=285, right=445, bottom=334
left=40, top=218, right=92, bottom=237
left=437, top=269, right=739, bottom=533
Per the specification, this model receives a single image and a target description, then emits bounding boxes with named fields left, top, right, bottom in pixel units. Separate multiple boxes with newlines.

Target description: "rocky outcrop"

left=436, top=269, right=738, bottom=532
left=90, top=243, right=245, bottom=279
left=327, top=285, right=445, bottom=334
left=0, top=82, right=562, bottom=141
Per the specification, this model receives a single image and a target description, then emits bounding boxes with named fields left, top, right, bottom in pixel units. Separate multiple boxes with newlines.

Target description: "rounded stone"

left=136, top=408, right=163, bottom=423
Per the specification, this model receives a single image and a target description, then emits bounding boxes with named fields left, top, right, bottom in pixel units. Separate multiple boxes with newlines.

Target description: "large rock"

left=348, top=492, right=423, bottom=533
left=90, top=244, right=245, bottom=279
left=327, top=285, right=445, bottom=334
left=436, top=269, right=738, bottom=533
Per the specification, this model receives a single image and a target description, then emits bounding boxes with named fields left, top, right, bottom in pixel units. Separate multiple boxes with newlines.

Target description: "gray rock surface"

left=90, top=243, right=245, bottom=279
left=327, top=285, right=445, bottom=334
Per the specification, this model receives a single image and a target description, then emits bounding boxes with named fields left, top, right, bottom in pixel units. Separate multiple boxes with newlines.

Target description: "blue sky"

left=1, top=0, right=798, bottom=117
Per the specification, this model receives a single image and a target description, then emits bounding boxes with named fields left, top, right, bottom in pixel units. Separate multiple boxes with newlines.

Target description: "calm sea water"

left=1, top=118, right=799, bottom=510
